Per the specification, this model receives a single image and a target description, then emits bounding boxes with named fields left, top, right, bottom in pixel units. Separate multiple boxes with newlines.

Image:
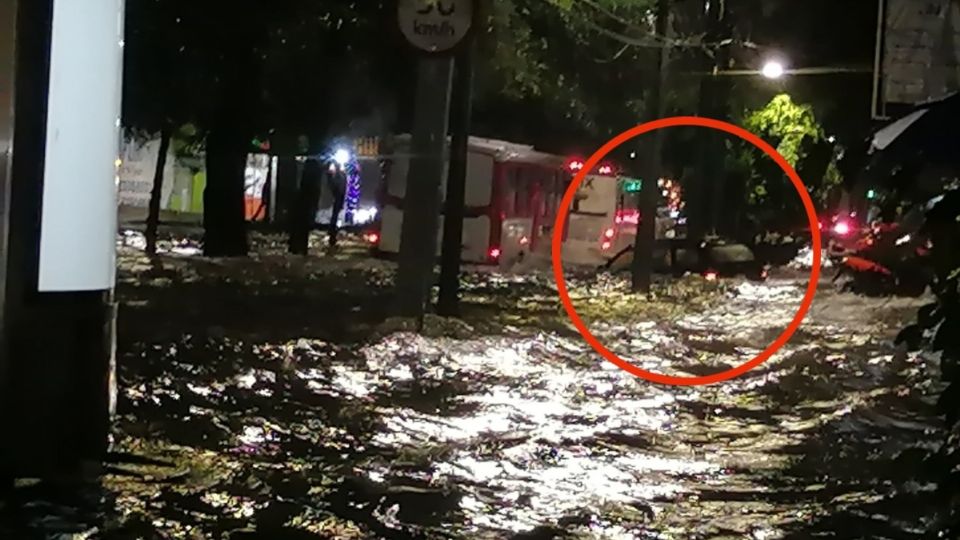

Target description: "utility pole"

left=696, top=0, right=732, bottom=237
left=437, top=41, right=475, bottom=316
left=394, top=59, right=454, bottom=320
left=395, top=0, right=473, bottom=322
left=709, top=5, right=732, bottom=236
left=1, top=0, right=122, bottom=479
left=631, top=0, right=671, bottom=294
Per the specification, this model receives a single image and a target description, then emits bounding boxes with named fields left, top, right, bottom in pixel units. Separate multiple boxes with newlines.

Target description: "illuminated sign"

left=621, top=178, right=642, bottom=193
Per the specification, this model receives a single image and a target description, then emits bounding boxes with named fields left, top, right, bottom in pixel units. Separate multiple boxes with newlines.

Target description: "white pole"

left=871, top=0, right=887, bottom=120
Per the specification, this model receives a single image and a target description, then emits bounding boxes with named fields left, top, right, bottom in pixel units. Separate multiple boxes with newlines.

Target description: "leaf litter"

left=1, top=230, right=948, bottom=539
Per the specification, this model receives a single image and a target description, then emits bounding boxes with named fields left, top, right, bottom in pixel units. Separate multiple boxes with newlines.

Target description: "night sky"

left=468, top=0, right=883, bottom=158
left=756, top=0, right=879, bottom=140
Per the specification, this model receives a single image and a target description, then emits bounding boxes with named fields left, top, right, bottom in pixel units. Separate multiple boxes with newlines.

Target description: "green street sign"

left=621, top=178, right=642, bottom=193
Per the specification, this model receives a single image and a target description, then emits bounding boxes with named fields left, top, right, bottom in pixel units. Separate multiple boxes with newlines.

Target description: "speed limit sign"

left=397, top=0, right=474, bottom=53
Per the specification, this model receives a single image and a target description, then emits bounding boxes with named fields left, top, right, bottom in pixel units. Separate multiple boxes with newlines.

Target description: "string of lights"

left=344, top=157, right=361, bottom=225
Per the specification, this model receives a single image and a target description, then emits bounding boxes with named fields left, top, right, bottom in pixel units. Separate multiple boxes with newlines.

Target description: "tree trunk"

left=437, top=43, right=474, bottom=317
left=288, top=160, right=322, bottom=255
left=395, top=58, right=454, bottom=321
left=631, top=0, right=670, bottom=294
left=203, top=123, right=249, bottom=257
left=275, top=157, right=299, bottom=225
left=701, top=0, right=732, bottom=237
left=145, top=128, right=172, bottom=256
left=270, top=132, right=303, bottom=225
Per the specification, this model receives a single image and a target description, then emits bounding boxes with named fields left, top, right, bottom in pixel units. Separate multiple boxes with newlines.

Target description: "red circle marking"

left=551, top=116, right=822, bottom=386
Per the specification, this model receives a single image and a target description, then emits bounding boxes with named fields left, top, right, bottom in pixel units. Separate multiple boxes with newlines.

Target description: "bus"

left=367, top=136, right=622, bottom=266
left=598, top=177, right=687, bottom=256
left=560, top=158, right=623, bottom=265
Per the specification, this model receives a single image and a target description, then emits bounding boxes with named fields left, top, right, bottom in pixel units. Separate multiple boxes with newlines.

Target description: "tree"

left=736, top=93, right=841, bottom=233
left=471, top=0, right=667, bottom=153
left=122, top=0, right=199, bottom=255
left=258, top=1, right=406, bottom=252
left=122, top=0, right=752, bottom=259
left=631, top=0, right=670, bottom=294
left=145, top=129, right=172, bottom=255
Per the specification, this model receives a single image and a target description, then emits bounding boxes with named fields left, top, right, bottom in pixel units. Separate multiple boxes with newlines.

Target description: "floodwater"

left=1, top=240, right=947, bottom=539
left=327, top=281, right=942, bottom=538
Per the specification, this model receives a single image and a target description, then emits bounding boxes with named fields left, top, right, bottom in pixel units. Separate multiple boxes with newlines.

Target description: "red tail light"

left=833, top=221, right=852, bottom=236
left=704, top=270, right=719, bottom=281
left=519, top=236, right=529, bottom=246
left=604, top=228, right=615, bottom=239
left=364, top=232, right=380, bottom=244
left=601, top=240, right=612, bottom=251
left=615, top=210, right=640, bottom=225
left=488, top=247, right=501, bottom=260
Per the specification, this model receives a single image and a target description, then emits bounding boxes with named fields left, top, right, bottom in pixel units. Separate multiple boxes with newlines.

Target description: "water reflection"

left=292, top=279, right=933, bottom=536
left=83, top=275, right=944, bottom=539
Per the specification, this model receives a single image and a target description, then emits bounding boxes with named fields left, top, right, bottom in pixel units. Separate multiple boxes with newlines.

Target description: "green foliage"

left=171, top=124, right=205, bottom=159
left=742, top=94, right=822, bottom=167
left=474, top=0, right=663, bottom=144
left=735, top=94, right=842, bottom=229
left=125, top=0, right=673, bottom=152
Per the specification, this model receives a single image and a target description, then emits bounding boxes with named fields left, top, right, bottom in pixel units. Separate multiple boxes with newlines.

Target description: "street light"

left=333, top=148, right=351, bottom=166
left=710, top=65, right=870, bottom=77
left=762, top=60, right=785, bottom=79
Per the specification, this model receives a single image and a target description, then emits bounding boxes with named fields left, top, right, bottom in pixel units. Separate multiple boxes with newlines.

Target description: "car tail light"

left=519, top=236, right=529, bottom=246
left=601, top=240, right=612, bottom=251
left=604, top=228, right=615, bottom=239
left=615, top=210, right=640, bottom=225
left=364, top=232, right=379, bottom=244
left=704, top=270, right=719, bottom=281
left=488, top=247, right=501, bottom=260
left=833, top=220, right=852, bottom=236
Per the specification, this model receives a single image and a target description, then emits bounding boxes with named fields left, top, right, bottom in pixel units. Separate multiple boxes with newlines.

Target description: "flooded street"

left=328, top=280, right=941, bottom=538
left=5, top=0, right=952, bottom=537
left=0, top=240, right=944, bottom=539
left=60, top=245, right=938, bottom=540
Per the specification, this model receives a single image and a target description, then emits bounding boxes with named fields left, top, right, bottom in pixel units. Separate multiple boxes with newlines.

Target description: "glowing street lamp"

left=333, top=148, right=351, bottom=166
left=761, top=60, right=785, bottom=80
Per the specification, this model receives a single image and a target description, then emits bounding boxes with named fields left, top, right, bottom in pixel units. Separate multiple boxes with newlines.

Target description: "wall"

left=117, top=132, right=176, bottom=215
left=881, top=0, right=960, bottom=109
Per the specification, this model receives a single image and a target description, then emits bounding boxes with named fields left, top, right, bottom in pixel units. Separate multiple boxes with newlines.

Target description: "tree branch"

left=593, top=43, right=631, bottom=63
left=556, top=0, right=761, bottom=51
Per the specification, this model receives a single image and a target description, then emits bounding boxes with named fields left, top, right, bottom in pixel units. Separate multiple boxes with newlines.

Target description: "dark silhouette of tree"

left=125, top=0, right=858, bottom=256
left=145, top=130, right=172, bottom=255
left=124, top=0, right=409, bottom=256
left=122, top=0, right=199, bottom=255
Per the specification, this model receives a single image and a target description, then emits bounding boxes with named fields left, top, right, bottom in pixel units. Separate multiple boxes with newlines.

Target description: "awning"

left=869, top=108, right=929, bottom=153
